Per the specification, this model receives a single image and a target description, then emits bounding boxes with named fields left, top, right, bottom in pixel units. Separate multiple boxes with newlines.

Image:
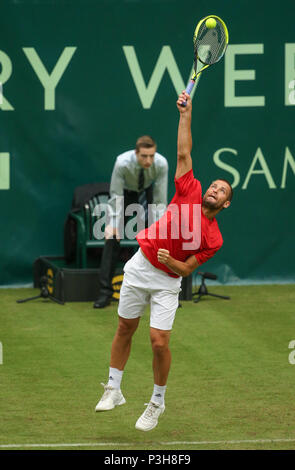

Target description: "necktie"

left=138, top=168, right=148, bottom=224
left=138, top=168, right=144, bottom=192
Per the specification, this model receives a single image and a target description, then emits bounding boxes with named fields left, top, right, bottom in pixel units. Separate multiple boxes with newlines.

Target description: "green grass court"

left=1, top=284, right=295, bottom=450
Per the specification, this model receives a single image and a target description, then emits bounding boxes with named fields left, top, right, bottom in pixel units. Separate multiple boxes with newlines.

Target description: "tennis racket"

left=182, top=15, right=229, bottom=105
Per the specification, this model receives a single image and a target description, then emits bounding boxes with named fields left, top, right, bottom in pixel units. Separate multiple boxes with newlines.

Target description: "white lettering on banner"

left=0, top=153, right=10, bottom=190
left=213, top=148, right=240, bottom=188
left=288, top=80, right=295, bottom=105
left=122, top=45, right=199, bottom=108
left=0, top=43, right=294, bottom=109
left=211, top=146, right=295, bottom=189
left=23, top=47, right=77, bottom=110
left=285, top=44, right=295, bottom=106
left=0, top=82, right=2, bottom=105
left=0, top=51, right=14, bottom=110
left=242, top=147, right=276, bottom=189
left=224, top=44, right=265, bottom=107
left=0, top=47, right=76, bottom=110
left=124, top=43, right=295, bottom=108
left=281, top=147, right=295, bottom=188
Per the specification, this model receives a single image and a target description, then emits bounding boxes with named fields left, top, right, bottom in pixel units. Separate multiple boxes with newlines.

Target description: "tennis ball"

left=206, top=17, right=216, bottom=29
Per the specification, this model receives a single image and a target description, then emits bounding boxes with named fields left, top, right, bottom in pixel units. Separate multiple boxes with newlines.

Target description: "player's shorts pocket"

left=123, top=251, right=137, bottom=274
left=123, top=259, right=131, bottom=273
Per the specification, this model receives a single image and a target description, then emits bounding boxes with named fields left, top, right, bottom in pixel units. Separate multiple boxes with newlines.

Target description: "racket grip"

left=181, top=80, right=195, bottom=107
left=186, top=80, right=195, bottom=95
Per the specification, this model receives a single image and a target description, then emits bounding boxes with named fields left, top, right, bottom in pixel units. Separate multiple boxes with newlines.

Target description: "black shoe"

left=93, top=296, right=112, bottom=309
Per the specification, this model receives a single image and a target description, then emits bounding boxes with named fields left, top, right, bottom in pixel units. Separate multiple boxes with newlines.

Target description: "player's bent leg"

left=95, top=317, right=140, bottom=412
left=150, top=328, right=172, bottom=386
left=135, top=328, right=170, bottom=431
left=135, top=284, right=179, bottom=431
left=110, top=316, right=140, bottom=370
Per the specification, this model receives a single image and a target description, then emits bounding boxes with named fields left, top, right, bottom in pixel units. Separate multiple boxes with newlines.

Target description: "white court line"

left=0, top=438, right=295, bottom=448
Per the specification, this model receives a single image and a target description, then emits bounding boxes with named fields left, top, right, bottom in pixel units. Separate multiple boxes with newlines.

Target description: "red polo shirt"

left=136, top=169, right=223, bottom=277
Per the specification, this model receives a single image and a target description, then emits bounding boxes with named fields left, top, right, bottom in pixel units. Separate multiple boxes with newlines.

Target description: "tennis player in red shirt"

left=95, top=91, right=233, bottom=431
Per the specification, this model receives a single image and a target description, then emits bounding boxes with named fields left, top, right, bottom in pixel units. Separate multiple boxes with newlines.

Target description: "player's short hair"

left=135, top=135, right=157, bottom=152
left=217, top=178, right=233, bottom=202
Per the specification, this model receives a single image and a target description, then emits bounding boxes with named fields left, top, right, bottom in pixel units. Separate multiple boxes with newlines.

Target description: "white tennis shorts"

left=118, top=249, right=182, bottom=330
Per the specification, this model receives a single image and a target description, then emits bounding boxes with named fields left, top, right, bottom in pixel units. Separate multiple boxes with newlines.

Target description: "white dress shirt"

left=107, top=150, right=168, bottom=229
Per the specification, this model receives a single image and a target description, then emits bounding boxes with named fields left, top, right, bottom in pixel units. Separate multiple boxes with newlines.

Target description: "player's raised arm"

left=175, top=91, right=193, bottom=180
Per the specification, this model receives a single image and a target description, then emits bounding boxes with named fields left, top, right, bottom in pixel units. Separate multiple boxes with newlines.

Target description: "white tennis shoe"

left=95, top=383, right=126, bottom=411
left=135, top=401, right=165, bottom=431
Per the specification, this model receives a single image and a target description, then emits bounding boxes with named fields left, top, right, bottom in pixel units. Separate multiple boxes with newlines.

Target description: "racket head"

left=193, top=15, right=229, bottom=67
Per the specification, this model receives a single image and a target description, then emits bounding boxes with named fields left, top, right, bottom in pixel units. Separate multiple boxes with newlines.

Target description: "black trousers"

left=97, top=186, right=153, bottom=300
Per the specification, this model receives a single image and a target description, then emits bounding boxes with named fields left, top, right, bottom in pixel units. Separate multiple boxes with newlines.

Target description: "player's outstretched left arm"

left=157, top=249, right=199, bottom=277
left=175, top=91, right=193, bottom=180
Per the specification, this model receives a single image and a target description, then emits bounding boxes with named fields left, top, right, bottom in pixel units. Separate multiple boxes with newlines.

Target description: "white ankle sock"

left=107, top=367, right=123, bottom=390
left=151, top=384, right=166, bottom=405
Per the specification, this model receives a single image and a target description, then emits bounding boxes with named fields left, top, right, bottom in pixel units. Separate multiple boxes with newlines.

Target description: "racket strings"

left=194, top=19, right=227, bottom=65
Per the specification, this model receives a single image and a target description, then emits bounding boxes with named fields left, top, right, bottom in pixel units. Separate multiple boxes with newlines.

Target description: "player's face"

left=136, top=147, right=156, bottom=169
left=203, top=180, right=231, bottom=210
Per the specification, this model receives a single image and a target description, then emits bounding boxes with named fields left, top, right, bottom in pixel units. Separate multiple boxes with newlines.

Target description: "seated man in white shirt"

left=94, top=135, right=168, bottom=308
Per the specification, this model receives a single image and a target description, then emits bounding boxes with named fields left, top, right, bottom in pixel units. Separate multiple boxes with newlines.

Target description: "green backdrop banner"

left=0, top=0, right=294, bottom=286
